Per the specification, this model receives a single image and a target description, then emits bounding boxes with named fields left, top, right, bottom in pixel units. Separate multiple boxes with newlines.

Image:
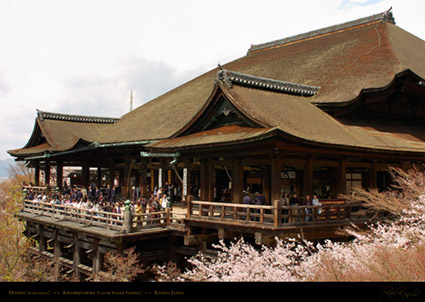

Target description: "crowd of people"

left=23, top=181, right=177, bottom=219
left=242, top=191, right=323, bottom=223
left=23, top=179, right=326, bottom=225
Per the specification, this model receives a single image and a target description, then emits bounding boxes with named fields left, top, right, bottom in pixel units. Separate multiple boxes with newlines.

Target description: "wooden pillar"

left=109, top=158, right=115, bottom=187
left=273, top=199, right=282, bottom=227
left=44, top=161, right=50, bottom=187
left=123, top=156, right=131, bottom=198
left=53, top=229, right=61, bottom=281
left=232, top=159, right=244, bottom=203
left=208, top=162, right=215, bottom=202
left=370, top=160, right=377, bottom=189
left=34, top=161, right=40, bottom=186
left=56, top=160, right=63, bottom=190
left=303, top=157, right=314, bottom=197
left=73, top=233, right=81, bottom=280
left=200, top=159, right=208, bottom=201
left=263, top=165, right=271, bottom=204
left=295, top=169, right=303, bottom=196
left=271, top=157, right=282, bottom=203
left=82, top=159, right=89, bottom=188
left=139, top=158, right=148, bottom=198
left=38, top=224, right=46, bottom=253
left=150, top=169, right=155, bottom=193
left=338, top=160, right=347, bottom=195
left=92, top=239, right=101, bottom=280
left=97, top=167, right=102, bottom=187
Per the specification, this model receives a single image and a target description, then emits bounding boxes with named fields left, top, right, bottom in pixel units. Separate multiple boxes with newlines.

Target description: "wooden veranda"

left=18, top=195, right=380, bottom=280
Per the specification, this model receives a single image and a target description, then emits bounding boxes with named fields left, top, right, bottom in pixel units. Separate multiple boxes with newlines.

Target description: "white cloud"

left=1, top=0, right=424, bottom=159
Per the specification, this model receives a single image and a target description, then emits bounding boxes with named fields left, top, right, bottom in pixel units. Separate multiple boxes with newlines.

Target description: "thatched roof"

left=9, top=9, right=425, bottom=158
left=99, top=10, right=425, bottom=146
left=8, top=110, right=117, bottom=157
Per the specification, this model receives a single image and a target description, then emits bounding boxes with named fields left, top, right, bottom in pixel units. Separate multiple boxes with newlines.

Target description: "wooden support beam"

left=38, top=224, right=46, bottom=253
left=109, top=158, right=115, bottom=187
left=139, top=158, right=148, bottom=198
left=53, top=229, right=61, bottom=281
left=92, top=239, right=101, bottom=280
left=184, top=232, right=218, bottom=246
left=64, top=243, right=74, bottom=250
left=273, top=200, right=282, bottom=227
left=231, top=159, right=244, bottom=204
left=65, top=269, right=75, bottom=275
left=263, top=165, right=271, bottom=204
left=123, top=156, right=131, bottom=198
left=254, top=232, right=275, bottom=245
left=218, top=228, right=236, bottom=240
left=56, top=160, right=63, bottom=190
left=97, top=166, right=102, bottom=187
left=207, top=162, right=215, bottom=202
left=200, top=159, right=208, bottom=201
left=82, top=159, right=89, bottom=188
left=370, top=160, right=377, bottom=189
left=271, top=157, right=282, bottom=204
left=338, top=160, right=347, bottom=195
left=303, top=157, right=314, bottom=197
left=85, top=249, right=96, bottom=255
left=73, top=233, right=81, bottom=280
left=44, top=161, right=50, bottom=187
left=34, top=162, right=40, bottom=186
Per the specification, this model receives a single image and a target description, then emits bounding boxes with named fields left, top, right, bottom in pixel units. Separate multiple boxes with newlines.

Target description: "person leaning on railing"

left=312, top=194, right=322, bottom=214
left=281, top=192, right=290, bottom=223
left=289, top=193, right=300, bottom=223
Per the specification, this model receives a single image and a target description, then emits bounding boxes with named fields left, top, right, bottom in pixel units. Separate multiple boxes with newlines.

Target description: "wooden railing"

left=132, top=209, right=172, bottom=229
left=23, top=185, right=49, bottom=195
left=22, top=198, right=374, bottom=233
left=22, top=200, right=175, bottom=232
left=23, top=200, right=125, bottom=231
left=186, top=200, right=369, bottom=228
left=187, top=200, right=276, bottom=226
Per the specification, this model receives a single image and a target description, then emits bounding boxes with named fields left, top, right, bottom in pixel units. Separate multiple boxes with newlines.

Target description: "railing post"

left=123, top=200, right=132, bottom=233
left=186, top=199, right=192, bottom=218
left=165, top=208, right=171, bottom=225
left=274, top=200, right=281, bottom=227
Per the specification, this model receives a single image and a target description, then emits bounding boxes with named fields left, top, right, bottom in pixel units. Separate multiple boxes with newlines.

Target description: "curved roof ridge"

left=247, top=8, right=395, bottom=55
left=37, top=109, right=119, bottom=124
left=216, top=67, right=320, bottom=96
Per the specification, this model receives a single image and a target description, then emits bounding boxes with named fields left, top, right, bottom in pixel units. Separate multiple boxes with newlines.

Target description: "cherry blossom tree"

left=160, top=167, right=425, bottom=282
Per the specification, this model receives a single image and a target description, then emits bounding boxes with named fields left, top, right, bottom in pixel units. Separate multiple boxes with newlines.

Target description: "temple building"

left=9, top=9, right=425, bottom=204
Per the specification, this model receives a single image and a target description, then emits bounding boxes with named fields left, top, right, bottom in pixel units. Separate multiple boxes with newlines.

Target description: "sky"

left=1, top=0, right=424, bottom=160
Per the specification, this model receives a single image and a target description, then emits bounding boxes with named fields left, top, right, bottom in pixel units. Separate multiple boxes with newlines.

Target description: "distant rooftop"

left=247, top=8, right=395, bottom=55
left=37, top=110, right=119, bottom=124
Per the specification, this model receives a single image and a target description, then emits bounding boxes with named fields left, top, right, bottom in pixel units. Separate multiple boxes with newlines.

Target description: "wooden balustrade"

left=22, top=198, right=370, bottom=233
left=186, top=200, right=367, bottom=228
left=187, top=200, right=276, bottom=225
left=23, top=200, right=125, bottom=231
left=23, top=185, right=49, bottom=195
left=22, top=199, right=179, bottom=233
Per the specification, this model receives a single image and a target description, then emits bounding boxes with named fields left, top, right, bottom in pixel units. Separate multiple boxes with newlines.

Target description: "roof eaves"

left=247, top=8, right=395, bottom=55
left=37, top=109, right=119, bottom=124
